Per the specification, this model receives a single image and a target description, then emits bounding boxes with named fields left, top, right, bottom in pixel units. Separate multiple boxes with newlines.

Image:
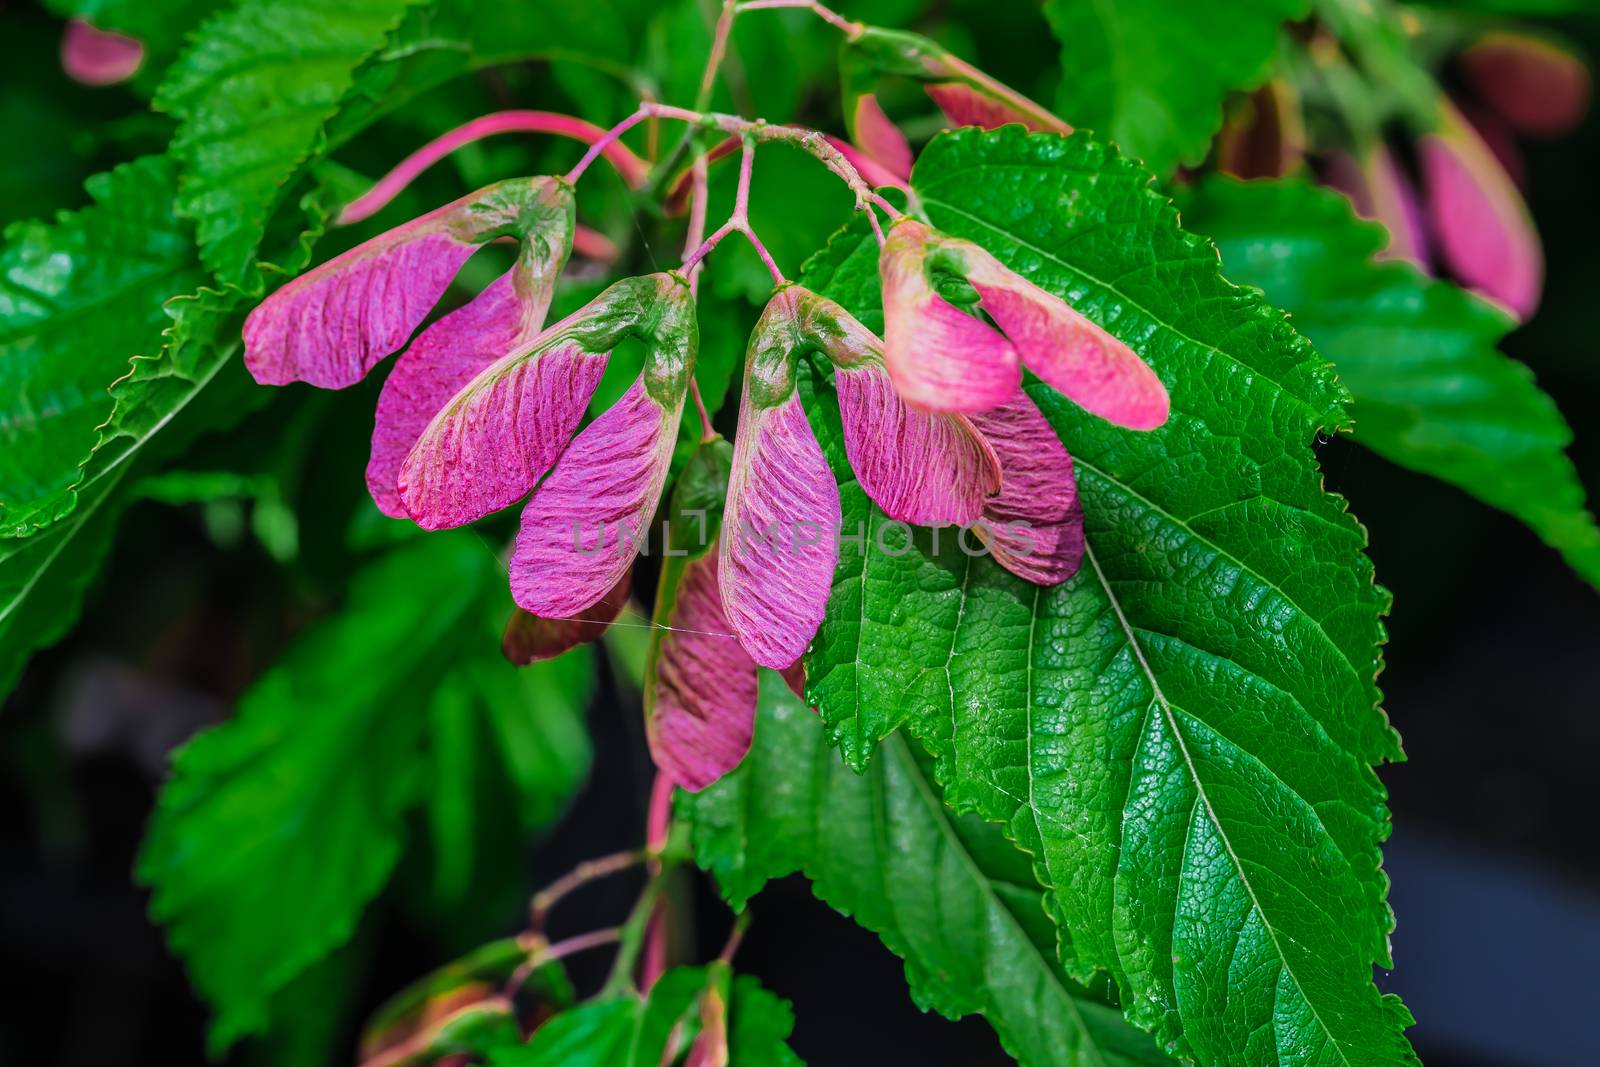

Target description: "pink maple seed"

left=1419, top=101, right=1544, bottom=319
left=850, top=93, right=914, bottom=180
left=968, top=392, right=1084, bottom=585
left=368, top=273, right=526, bottom=519
left=1461, top=31, right=1591, bottom=138
left=684, top=980, right=730, bottom=1067
left=370, top=199, right=575, bottom=520
left=61, top=19, right=143, bottom=86
left=720, top=290, right=842, bottom=671
left=925, top=82, right=1070, bottom=134
left=1322, top=147, right=1431, bottom=269
left=503, top=569, right=632, bottom=665
left=509, top=276, right=698, bottom=618
left=512, top=379, right=683, bottom=617
left=243, top=176, right=573, bottom=389
left=846, top=27, right=1068, bottom=134
left=879, top=220, right=1022, bottom=413
left=646, top=550, right=759, bottom=792
left=397, top=274, right=667, bottom=530
left=959, top=251, right=1168, bottom=431
left=882, top=219, right=1169, bottom=429
left=792, top=286, right=1001, bottom=526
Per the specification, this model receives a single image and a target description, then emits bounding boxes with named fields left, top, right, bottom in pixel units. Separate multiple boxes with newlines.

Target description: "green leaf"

left=497, top=965, right=801, bottom=1067
left=686, top=673, right=1176, bottom=1067
left=799, top=127, right=1416, bottom=1066
left=0, top=183, right=331, bottom=704
left=724, top=971, right=806, bottom=1067
left=0, top=155, right=206, bottom=537
left=1043, top=0, right=1307, bottom=175
left=1180, top=176, right=1600, bottom=590
left=155, top=0, right=424, bottom=287
left=0, top=293, right=255, bottom=702
left=247, top=941, right=368, bottom=1067
left=0, top=467, right=130, bottom=700
left=138, top=533, right=591, bottom=1052
left=425, top=649, right=595, bottom=904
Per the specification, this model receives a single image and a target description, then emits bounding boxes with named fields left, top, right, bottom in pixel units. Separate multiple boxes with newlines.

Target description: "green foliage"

left=1043, top=0, right=1307, bottom=175
left=496, top=964, right=801, bottom=1066
left=0, top=184, right=327, bottom=702
left=155, top=0, right=425, bottom=287
left=1181, top=176, right=1600, bottom=590
left=0, top=156, right=205, bottom=537
left=799, top=127, right=1415, bottom=1065
left=686, top=672, right=1176, bottom=1067
left=0, top=465, right=129, bottom=699
left=11, top=0, right=1597, bottom=1061
left=137, top=534, right=594, bottom=1052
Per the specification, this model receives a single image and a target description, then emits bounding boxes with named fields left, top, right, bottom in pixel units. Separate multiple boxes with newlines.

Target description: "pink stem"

left=690, top=380, right=716, bottom=440
left=739, top=228, right=785, bottom=285
left=339, top=111, right=649, bottom=225
left=546, top=926, right=625, bottom=963
left=566, top=108, right=650, bottom=185
left=640, top=772, right=677, bottom=990
left=665, top=135, right=741, bottom=216
left=678, top=139, right=787, bottom=285
left=503, top=926, right=623, bottom=999
left=731, top=138, right=756, bottom=220
left=680, top=147, right=719, bottom=441
left=729, top=137, right=786, bottom=283
left=528, top=849, right=646, bottom=934
left=680, top=220, right=737, bottom=275
left=698, top=1, right=739, bottom=109
left=683, top=150, right=712, bottom=295
left=866, top=207, right=886, bottom=247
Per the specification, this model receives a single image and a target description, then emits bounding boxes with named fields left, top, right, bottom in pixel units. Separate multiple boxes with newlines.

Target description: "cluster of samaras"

left=242, top=54, right=1169, bottom=791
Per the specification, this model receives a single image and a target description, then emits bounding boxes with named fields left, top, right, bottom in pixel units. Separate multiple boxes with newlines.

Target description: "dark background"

left=3, top=3, right=1598, bottom=1066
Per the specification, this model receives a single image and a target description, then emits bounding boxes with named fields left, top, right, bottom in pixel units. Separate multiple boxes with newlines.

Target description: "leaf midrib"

left=1082, top=540, right=1356, bottom=1067
left=1073, top=456, right=1371, bottom=752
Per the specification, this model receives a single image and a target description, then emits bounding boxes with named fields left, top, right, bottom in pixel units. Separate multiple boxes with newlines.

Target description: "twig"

left=678, top=136, right=789, bottom=284
left=502, top=926, right=623, bottom=1000
left=601, top=873, right=668, bottom=998
left=529, top=849, right=646, bottom=935
left=718, top=910, right=751, bottom=964
left=566, top=107, right=652, bottom=184
left=640, top=772, right=677, bottom=990
left=697, top=0, right=740, bottom=111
